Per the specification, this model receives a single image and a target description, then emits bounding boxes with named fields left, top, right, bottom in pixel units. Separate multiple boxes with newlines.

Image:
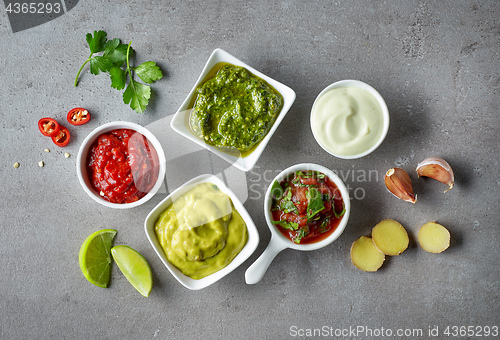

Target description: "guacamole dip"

left=154, top=182, right=248, bottom=280
left=189, top=63, right=283, bottom=153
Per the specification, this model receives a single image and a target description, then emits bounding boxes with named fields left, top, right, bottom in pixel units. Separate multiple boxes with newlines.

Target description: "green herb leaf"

left=293, top=227, right=308, bottom=244
left=291, top=177, right=318, bottom=187
left=295, top=170, right=306, bottom=178
left=271, top=220, right=299, bottom=231
left=89, top=55, right=114, bottom=75
left=295, top=170, right=325, bottom=179
left=279, top=200, right=298, bottom=214
left=123, top=79, right=151, bottom=113
left=270, top=180, right=284, bottom=201
left=109, top=66, right=127, bottom=90
left=334, top=203, right=346, bottom=219
left=103, top=38, right=120, bottom=54
left=306, top=187, right=324, bottom=220
left=103, top=39, right=130, bottom=68
left=75, top=32, right=163, bottom=113
left=134, top=61, right=163, bottom=84
left=319, top=216, right=331, bottom=233
left=277, top=187, right=297, bottom=213
left=86, top=30, right=108, bottom=54
left=316, top=171, right=325, bottom=179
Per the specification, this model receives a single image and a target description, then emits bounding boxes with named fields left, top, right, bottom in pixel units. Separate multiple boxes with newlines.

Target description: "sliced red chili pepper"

left=38, top=117, right=60, bottom=137
left=52, top=125, right=70, bottom=147
left=67, top=107, right=91, bottom=126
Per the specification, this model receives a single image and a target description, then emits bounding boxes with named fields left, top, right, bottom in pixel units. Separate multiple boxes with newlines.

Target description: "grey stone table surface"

left=1, top=1, right=498, bottom=339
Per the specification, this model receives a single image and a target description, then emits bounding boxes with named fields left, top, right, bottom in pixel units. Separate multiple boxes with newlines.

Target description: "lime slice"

left=111, top=245, right=152, bottom=297
left=79, top=229, right=117, bottom=288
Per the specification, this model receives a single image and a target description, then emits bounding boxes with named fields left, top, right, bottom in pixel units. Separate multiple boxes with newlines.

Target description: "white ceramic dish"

left=144, top=174, right=259, bottom=290
left=245, top=163, right=350, bottom=284
left=76, top=121, right=166, bottom=209
left=310, top=79, right=390, bottom=159
left=170, top=48, right=296, bottom=172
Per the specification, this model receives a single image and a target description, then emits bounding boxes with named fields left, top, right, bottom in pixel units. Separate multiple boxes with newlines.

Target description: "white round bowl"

left=310, top=79, right=390, bottom=159
left=245, top=163, right=350, bottom=284
left=144, top=174, right=259, bottom=290
left=76, top=121, right=166, bottom=209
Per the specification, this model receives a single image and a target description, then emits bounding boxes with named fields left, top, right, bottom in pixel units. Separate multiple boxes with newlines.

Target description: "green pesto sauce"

left=189, top=63, right=284, bottom=153
left=154, top=183, right=248, bottom=280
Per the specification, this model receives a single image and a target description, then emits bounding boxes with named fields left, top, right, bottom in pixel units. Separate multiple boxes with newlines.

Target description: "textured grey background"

left=1, top=0, right=499, bottom=339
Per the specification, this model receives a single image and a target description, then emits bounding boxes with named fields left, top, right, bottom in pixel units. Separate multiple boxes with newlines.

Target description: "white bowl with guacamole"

left=145, top=174, right=259, bottom=290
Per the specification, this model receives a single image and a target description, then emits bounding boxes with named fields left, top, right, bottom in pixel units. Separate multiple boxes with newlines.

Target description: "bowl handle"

left=245, top=235, right=287, bottom=284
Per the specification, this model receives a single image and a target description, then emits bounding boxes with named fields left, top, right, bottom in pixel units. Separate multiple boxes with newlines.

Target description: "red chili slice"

left=67, top=107, right=90, bottom=126
left=38, top=118, right=60, bottom=137
left=52, top=125, right=70, bottom=147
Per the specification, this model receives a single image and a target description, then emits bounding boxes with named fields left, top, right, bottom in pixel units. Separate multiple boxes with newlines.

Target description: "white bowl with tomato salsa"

left=245, top=163, right=350, bottom=284
left=76, top=121, right=166, bottom=209
left=170, top=48, right=296, bottom=172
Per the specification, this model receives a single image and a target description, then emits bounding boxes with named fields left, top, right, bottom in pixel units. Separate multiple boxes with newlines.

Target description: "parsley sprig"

left=74, top=30, right=163, bottom=113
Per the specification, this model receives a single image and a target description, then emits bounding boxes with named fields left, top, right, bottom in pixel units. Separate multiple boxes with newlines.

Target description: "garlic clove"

left=416, top=157, right=454, bottom=193
left=384, top=168, right=417, bottom=203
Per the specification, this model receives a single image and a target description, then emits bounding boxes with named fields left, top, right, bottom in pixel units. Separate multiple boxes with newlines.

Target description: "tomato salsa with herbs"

left=87, top=129, right=160, bottom=204
left=189, top=63, right=283, bottom=154
left=270, top=170, right=346, bottom=244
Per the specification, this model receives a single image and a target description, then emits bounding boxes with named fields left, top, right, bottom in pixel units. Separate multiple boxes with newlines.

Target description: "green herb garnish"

left=280, top=200, right=298, bottom=214
left=306, top=187, right=325, bottom=220
left=270, top=180, right=284, bottom=201
left=293, top=227, right=308, bottom=244
left=292, top=179, right=317, bottom=188
left=318, top=216, right=331, bottom=233
left=278, top=188, right=298, bottom=213
left=295, top=170, right=325, bottom=180
left=74, top=30, right=163, bottom=113
left=334, top=203, right=346, bottom=219
left=271, top=220, right=299, bottom=231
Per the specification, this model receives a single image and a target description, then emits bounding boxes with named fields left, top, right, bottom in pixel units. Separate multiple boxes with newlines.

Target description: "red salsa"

left=270, top=170, right=346, bottom=244
left=87, top=129, right=160, bottom=204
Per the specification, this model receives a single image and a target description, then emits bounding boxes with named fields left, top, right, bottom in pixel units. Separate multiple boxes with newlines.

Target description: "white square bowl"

left=170, top=48, right=296, bottom=172
left=144, top=174, right=259, bottom=290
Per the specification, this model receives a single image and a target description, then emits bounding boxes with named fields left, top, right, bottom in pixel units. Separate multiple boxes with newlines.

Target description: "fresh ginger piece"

left=372, top=219, right=409, bottom=256
left=351, top=236, right=385, bottom=272
left=418, top=222, right=450, bottom=253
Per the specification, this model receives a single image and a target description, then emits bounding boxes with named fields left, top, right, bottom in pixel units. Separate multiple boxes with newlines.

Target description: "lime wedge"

left=111, top=245, right=152, bottom=297
left=79, top=229, right=117, bottom=288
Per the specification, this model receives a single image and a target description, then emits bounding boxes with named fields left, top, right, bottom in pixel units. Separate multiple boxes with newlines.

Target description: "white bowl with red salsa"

left=269, top=167, right=349, bottom=245
left=266, top=163, right=350, bottom=248
left=245, top=163, right=350, bottom=284
left=77, top=121, right=166, bottom=209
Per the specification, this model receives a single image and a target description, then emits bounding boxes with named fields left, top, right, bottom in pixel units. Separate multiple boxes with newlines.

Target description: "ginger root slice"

left=418, top=222, right=450, bottom=253
left=351, top=236, right=385, bottom=272
left=372, top=219, right=409, bottom=256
